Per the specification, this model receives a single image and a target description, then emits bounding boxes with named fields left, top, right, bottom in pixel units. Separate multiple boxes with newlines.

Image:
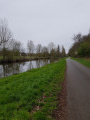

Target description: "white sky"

left=0, top=0, right=90, bottom=52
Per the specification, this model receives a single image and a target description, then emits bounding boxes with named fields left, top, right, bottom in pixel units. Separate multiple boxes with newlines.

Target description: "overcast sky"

left=0, top=0, right=90, bottom=52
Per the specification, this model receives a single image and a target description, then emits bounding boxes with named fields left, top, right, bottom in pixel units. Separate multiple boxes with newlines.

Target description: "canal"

left=0, top=59, right=52, bottom=78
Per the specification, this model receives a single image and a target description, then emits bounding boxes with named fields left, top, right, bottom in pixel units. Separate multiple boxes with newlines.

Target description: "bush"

left=78, top=42, right=90, bottom=57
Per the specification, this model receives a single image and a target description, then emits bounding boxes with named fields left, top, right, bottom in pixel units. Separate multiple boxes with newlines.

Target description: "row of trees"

left=0, top=19, right=66, bottom=61
left=68, top=32, right=90, bottom=57
left=27, top=40, right=66, bottom=58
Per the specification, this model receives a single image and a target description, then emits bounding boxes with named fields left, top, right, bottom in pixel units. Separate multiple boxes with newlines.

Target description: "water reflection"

left=0, top=59, right=51, bottom=78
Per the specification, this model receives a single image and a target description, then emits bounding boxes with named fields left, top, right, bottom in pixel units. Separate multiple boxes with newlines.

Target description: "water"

left=0, top=59, right=51, bottom=78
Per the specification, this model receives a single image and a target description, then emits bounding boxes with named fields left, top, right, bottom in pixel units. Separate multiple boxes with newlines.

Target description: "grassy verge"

left=72, top=58, right=90, bottom=68
left=0, top=58, right=66, bottom=120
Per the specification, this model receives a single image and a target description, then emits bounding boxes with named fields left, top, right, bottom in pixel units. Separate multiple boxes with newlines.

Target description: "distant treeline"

left=0, top=19, right=66, bottom=63
left=68, top=32, right=90, bottom=57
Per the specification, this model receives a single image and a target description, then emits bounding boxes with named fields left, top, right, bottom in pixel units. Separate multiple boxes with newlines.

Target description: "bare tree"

left=27, top=40, right=34, bottom=57
left=73, top=33, right=82, bottom=43
left=48, top=42, right=56, bottom=58
left=48, top=42, right=55, bottom=53
left=61, top=46, right=66, bottom=57
left=42, top=46, right=49, bottom=57
left=56, top=45, right=61, bottom=57
left=12, top=40, right=21, bottom=58
left=36, top=44, right=42, bottom=54
left=0, top=19, right=12, bottom=46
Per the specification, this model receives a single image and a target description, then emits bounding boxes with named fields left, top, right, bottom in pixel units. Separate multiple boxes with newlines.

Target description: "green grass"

left=0, top=58, right=66, bottom=120
left=72, top=58, right=90, bottom=68
left=0, top=56, right=3, bottom=60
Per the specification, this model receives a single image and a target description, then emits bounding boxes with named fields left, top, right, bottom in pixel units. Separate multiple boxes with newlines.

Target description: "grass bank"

left=72, top=58, right=90, bottom=68
left=0, top=56, right=55, bottom=64
left=0, top=58, right=66, bottom=120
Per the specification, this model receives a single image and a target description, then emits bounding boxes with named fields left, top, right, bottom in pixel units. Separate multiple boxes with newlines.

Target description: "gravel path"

left=66, top=58, right=90, bottom=120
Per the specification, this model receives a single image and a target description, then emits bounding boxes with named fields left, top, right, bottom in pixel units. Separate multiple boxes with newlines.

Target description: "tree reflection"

left=0, top=59, right=53, bottom=78
left=2, top=63, right=20, bottom=77
left=28, top=61, right=33, bottom=70
left=36, top=60, right=41, bottom=68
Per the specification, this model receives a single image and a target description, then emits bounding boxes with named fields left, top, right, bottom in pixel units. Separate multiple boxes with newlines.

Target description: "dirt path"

left=53, top=79, right=67, bottom=120
left=66, top=58, right=90, bottom=120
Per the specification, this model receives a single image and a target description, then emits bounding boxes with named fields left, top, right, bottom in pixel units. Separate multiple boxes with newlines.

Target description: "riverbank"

left=0, top=56, right=59, bottom=64
left=72, top=58, right=90, bottom=68
left=0, top=58, right=66, bottom=120
left=0, top=57, right=50, bottom=64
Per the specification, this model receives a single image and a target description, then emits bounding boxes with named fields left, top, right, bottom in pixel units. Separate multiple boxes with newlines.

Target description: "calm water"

left=0, top=59, right=52, bottom=78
